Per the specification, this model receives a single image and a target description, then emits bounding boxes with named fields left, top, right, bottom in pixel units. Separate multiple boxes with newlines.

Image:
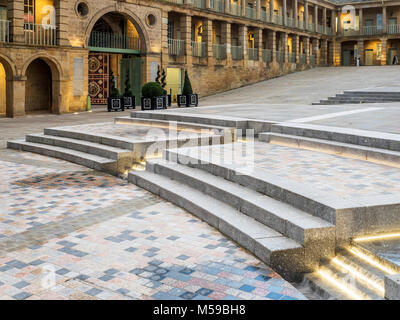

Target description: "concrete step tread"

left=26, top=133, right=130, bottom=154
left=129, top=169, right=303, bottom=252
left=260, top=132, right=400, bottom=156
left=8, top=140, right=116, bottom=164
left=148, top=158, right=334, bottom=231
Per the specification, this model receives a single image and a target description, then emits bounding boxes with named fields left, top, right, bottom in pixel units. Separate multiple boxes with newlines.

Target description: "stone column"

left=161, top=11, right=169, bottom=69
left=323, top=7, right=327, bottom=34
left=239, top=25, right=248, bottom=64
left=293, top=0, right=298, bottom=28
left=256, top=0, right=261, bottom=20
left=7, top=78, right=26, bottom=117
left=221, top=22, right=232, bottom=64
left=381, top=38, right=387, bottom=65
left=267, top=30, right=276, bottom=62
left=328, top=41, right=334, bottom=65
left=225, top=0, right=230, bottom=13
left=314, top=5, right=318, bottom=32
left=255, top=28, right=263, bottom=62
left=337, top=9, right=342, bottom=35
left=334, top=41, right=341, bottom=66
left=282, top=32, right=288, bottom=62
left=204, top=19, right=213, bottom=60
left=283, top=0, right=287, bottom=25
left=331, top=10, right=336, bottom=34
left=54, top=0, right=69, bottom=46
left=292, top=34, right=300, bottom=63
left=269, top=0, right=274, bottom=22
left=7, top=0, right=24, bottom=43
left=312, top=38, right=319, bottom=63
left=359, top=8, right=363, bottom=33
left=242, top=0, right=247, bottom=17
left=321, top=39, right=328, bottom=65
left=357, top=40, right=364, bottom=65
left=206, top=0, right=212, bottom=9
left=383, top=6, right=387, bottom=33
left=304, top=0, right=308, bottom=30
left=181, top=14, right=192, bottom=64
left=304, top=36, right=310, bottom=64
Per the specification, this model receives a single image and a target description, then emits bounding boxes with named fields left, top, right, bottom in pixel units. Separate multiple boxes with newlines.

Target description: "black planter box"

left=107, top=97, right=124, bottom=112
left=141, top=96, right=167, bottom=110
left=177, top=94, right=198, bottom=107
left=167, top=94, right=172, bottom=107
left=123, top=96, right=136, bottom=109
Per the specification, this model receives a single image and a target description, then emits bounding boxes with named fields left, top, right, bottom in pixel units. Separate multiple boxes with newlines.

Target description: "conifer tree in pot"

left=161, top=68, right=170, bottom=108
left=178, top=70, right=198, bottom=107
left=122, top=72, right=135, bottom=109
left=141, top=82, right=166, bottom=110
left=107, top=70, right=124, bottom=112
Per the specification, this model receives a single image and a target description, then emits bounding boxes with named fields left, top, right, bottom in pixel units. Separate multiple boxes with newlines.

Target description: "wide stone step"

left=128, top=169, right=306, bottom=281
left=146, top=158, right=335, bottom=267
left=26, top=133, right=132, bottom=161
left=343, top=90, right=400, bottom=97
left=7, top=140, right=118, bottom=175
left=329, top=96, right=400, bottom=101
left=259, top=132, right=400, bottom=167
left=270, top=123, right=400, bottom=152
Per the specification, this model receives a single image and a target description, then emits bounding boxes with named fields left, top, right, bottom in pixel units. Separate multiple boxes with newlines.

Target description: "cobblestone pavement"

left=0, top=150, right=305, bottom=300
left=177, top=142, right=400, bottom=200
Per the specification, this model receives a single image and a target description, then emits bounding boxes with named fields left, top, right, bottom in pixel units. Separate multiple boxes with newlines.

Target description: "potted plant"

left=107, top=70, right=124, bottom=112
left=122, top=72, right=136, bottom=109
left=141, top=82, right=166, bottom=110
left=161, top=68, right=171, bottom=108
left=178, top=70, right=198, bottom=107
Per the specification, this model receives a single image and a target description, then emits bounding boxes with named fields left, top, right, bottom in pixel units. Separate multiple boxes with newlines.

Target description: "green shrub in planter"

left=108, top=70, right=124, bottom=112
left=141, top=82, right=167, bottom=110
left=123, top=73, right=135, bottom=109
left=178, top=70, right=198, bottom=107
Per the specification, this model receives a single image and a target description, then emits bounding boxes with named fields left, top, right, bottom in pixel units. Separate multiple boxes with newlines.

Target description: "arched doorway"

left=0, top=62, right=6, bottom=116
left=341, top=41, right=357, bottom=66
left=87, top=12, right=144, bottom=105
left=25, top=59, right=52, bottom=113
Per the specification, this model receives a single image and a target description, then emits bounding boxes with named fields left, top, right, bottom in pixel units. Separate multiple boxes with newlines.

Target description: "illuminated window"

left=24, top=0, right=35, bottom=26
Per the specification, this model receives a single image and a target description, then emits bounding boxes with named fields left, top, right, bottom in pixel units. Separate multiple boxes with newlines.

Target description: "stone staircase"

left=314, top=89, right=400, bottom=105
left=260, top=123, right=400, bottom=167
left=129, top=147, right=336, bottom=281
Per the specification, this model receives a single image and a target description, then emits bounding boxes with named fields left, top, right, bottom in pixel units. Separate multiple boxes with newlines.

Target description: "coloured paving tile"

left=58, top=122, right=217, bottom=142
left=0, top=151, right=305, bottom=300
left=176, top=142, right=400, bottom=200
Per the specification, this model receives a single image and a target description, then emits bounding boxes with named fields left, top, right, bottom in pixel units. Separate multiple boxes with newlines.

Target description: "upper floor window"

left=24, top=0, right=35, bottom=24
left=0, top=7, right=6, bottom=21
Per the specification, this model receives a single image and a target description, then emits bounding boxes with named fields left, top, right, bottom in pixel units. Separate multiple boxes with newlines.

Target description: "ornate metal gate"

left=88, top=52, right=109, bottom=105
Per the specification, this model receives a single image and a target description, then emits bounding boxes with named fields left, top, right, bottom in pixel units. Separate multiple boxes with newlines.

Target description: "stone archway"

left=0, top=54, right=17, bottom=117
left=23, top=56, right=62, bottom=114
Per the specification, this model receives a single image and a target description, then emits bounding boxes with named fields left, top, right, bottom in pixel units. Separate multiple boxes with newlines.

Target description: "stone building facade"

left=0, top=0, right=398, bottom=117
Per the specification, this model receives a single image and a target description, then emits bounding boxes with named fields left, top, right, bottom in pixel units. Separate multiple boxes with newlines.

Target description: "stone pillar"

left=334, top=41, right=341, bottom=66
left=161, top=11, right=169, bottom=70
left=255, top=28, right=263, bottom=62
left=293, top=0, right=298, bottom=28
left=357, top=40, right=364, bottom=65
left=304, top=0, right=308, bottom=30
left=267, top=30, right=276, bottom=62
left=292, top=34, right=300, bottom=63
left=337, top=9, right=342, bottom=35
left=304, top=37, right=310, bottom=64
left=314, top=5, right=318, bottom=32
left=331, top=10, right=336, bottom=34
left=204, top=19, right=213, bottom=60
left=383, top=6, right=387, bottom=33
left=7, top=0, right=24, bottom=43
left=6, top=78, right=26, bottom=117
left=269, top=0, right=274, bottom=21
left=54, top=0, right=69, bottom=46
left=312, top=38, right=319, bottom=63
left=206, top=0, right=212, bottom=9
left=239, top=25, right=248, bottom=64
left=221, top=22, right=232, bottom=64
left=225, top=0, right=230, bottom=13
left=283, top=0, right=287, bottom=25
left=381, top=38, right=387, bottom=65
left=323, top=7, right=327, bottom=34
left=242, top=0, right=247, bottom=17
left=321, top=39, right=328, bottom=65
left=282, top=32, right=288, bottom=62
left=181, top=14, right=192, bottom=64
left=256, top=0, right=261, bottom=20
left=359, top=8, right=363, bottom=33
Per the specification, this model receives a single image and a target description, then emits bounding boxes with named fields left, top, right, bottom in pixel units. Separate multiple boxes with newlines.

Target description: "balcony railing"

left=299, top=54, right=306, bottom=64
left=307, top=22, right=315, bottom=32
left=0, top=20, right=9, bottom=42
left=286, top=17, right=294, bottom=28
left=210, top=0, right=223, bottom=13
left=262, top=49, right=272, bottom=63
left=309, top=54, right=316, bottom=65
left=363, top=25, right=382, bottom=36
left=272, top=14, right=283, bottom=25
left=191, top=41, right=206, bottom=57
left=168, top=38, right=185, bottom=56
left=232, top=45, right=243, bottom=60
left=388, top=24, right=400, bottom=35
left=289, top=52, right=296, bottom=63
left=24, top=23, right=57, bottom=46
left=326, top=26, right=332, bottom=35
left=276, top=51, right=283, bottom=63
left=230, top=3, right=241, bottom=16
left=213, top=43, right=227, bottom=59
left=261, top=10, right=269, bottom=23
left=194, top=0, right=205, bottom=9
left=248, top=48, right=258, bottom=60
left=342, top=28, right=359, bottom=36
left=298, top=20, right=305, bottom=30
left=246, top=7, right=256, bottom=20
left=89, top=31, right=140, bottom=51
left=165, top=0, right=184, bottom=4
left=318, top=24, right=324, bottom=33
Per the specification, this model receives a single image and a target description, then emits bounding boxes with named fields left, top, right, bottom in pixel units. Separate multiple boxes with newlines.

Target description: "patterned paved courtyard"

left=0, top=150, right=305, bottom=300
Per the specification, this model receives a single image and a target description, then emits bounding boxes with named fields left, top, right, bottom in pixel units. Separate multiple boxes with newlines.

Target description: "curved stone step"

left=7, top=140, right=118, bottom=175
left=146, top=158, right=335, bottom=268
left=128, top=169, right=306, bottom=281
left=259, top=132, right=400, bottom=167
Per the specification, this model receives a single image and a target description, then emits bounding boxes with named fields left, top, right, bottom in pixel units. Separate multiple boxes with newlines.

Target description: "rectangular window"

left=168, top=20, right=174, bottom=39
left=0, top=6, right=6, bottom=21
left=377, top=13, right=382, bottom=30
left=24, top=0, right=35, bottom=26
